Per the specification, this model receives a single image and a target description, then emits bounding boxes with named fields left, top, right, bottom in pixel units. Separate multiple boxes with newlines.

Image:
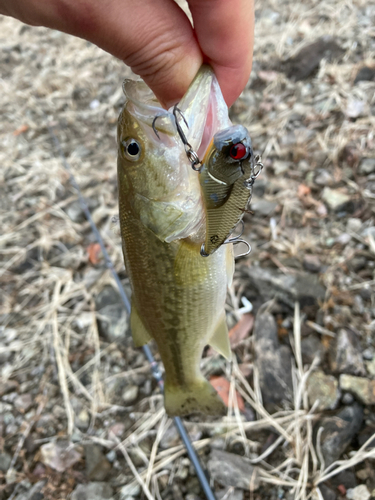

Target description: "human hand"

left=0, top=0, right=254, bottom=108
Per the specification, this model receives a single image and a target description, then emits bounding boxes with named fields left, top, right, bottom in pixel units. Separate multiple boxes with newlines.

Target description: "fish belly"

left=120, top=210, right=229, bottom=416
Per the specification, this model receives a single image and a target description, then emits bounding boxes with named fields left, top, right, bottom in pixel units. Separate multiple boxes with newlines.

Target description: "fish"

left=117, top=66, right=243, bottom=416
left=199, top=124, right=254, bottom=256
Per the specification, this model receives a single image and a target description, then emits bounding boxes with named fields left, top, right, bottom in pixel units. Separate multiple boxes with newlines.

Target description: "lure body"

left=199, top=125, right=254, bottom=256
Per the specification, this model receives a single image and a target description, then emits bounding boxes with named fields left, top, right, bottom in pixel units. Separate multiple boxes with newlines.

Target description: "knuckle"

left=125, top=30, right=186, bottom=84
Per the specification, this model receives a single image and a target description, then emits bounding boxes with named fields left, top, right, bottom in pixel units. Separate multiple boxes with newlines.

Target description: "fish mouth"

left=122, top=65, right=232, bottom=156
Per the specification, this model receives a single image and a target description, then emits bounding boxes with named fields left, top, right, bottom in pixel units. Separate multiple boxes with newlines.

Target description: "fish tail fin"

left=164, top=378, right=226, bottom=417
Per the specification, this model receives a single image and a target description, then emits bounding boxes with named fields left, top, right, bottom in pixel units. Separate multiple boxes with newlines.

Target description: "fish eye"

left=229, top=143, right=248, bottom=161
left=122, top=138, right=141, bottom=161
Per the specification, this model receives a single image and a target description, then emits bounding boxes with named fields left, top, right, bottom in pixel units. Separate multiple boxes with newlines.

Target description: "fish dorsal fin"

left=208, top=313, right=232, bottom=360
left=130, top=299, right=152, bottom=347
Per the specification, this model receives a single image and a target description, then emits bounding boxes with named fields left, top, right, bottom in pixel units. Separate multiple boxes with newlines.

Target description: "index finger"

left=188, top=0, right=254, bottom=106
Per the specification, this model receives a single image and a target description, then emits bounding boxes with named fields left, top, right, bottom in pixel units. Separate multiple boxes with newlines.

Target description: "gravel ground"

left=0, top=0, right=374, bottom=499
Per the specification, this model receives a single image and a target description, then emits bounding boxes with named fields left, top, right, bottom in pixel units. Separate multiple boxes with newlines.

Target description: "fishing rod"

left=48, top=124, right=217, bottom=500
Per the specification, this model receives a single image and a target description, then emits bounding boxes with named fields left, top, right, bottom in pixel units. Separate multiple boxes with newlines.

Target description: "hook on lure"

left=173, top=106, right=202, bottom=171
left=200, top=219, right=251, bottom=259
left=151, top=107, right=202, bottom=171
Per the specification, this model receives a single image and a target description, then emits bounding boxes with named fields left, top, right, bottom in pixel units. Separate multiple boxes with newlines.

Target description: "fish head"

left=204, top=124, right=254, bottom=185
left=117, top=66, right=233, bottom=242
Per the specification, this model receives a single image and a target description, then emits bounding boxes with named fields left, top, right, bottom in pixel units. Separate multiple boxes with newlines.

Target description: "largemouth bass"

left=117, top=66, right=240, bottom=416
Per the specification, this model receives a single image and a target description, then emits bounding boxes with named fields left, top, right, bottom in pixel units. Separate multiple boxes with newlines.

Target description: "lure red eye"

left=229, top=143, right=247, bottom=160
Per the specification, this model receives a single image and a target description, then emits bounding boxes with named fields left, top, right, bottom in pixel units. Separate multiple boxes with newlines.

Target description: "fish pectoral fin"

left=130, top=300, right=152, bottom=347
left=208, top=313, right=232, bottom=360
left=133, top=194, right=184, bottom=242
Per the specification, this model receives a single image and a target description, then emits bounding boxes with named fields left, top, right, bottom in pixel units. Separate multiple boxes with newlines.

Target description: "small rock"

left=330, top=329, right=365, bottom=376
left=357, top=425, right=375, bottom=448
left=65, top=200, right=86, bottom=223
left=362, top=348, right=374, bottom=361
left=307, top=370, right=340, bottom=411
left=122, top=385, right=139, bottom=405
left=0, top=452, right=11, bottom=472
left=361, top=226, right=375, bottom=239
left=0, top=380, right=19, bottom=396
left=90, top=99, right=100, bottom=110
left=65, top=198, right=98, bottom=223
left=216, top=488, right=244, bottom=500
left=207, top=449, right=259, bottom=490
left=253, top=307, right=293, bottom=409
left=340, top=374, right=375, bottom=405
left=160, top=425, right=180, bottom=450
left=335, top=233, right=351, bottom=245
left=321, top=187, right=350, bottom=211
left=342, top=392, right=354, bottom=405
left=314, top=169, right=334, bottom=186
left=317, top=404, right=363, bottom=466
left=346, top=485, right=371, bottom=500
left=330, top=470, right=357, bottom=490
left=359, top=285, right=372, bottom=301
left=347, top=256, right=367, bottom=273
left=318, top=484, right=337, bottom=500
left=358, top=158, right=375, bottom=175
left=13, top=480, right=46, bottom=500
left=40, top=441, right=81, bottom=472
left=85, top=444, right=111, bottom=481
left=76, top=408, right=90, bottom=429
left=354, top=66, right=375, bottom=83
left=71, top=482, right=114, bottom=500
left=210, top=437, right=226, bottom=450
left=366, top=358, right=375, bottom=377
left=244, top=267, right=325, bottom=310
left=106, top=450, right=116, bottom=462
left=250, top=197, right=278, bottom=216
left=301, top=335, right=323, bottom=365
left=14, top=393, right=33, bottom=413
left=109, top=422, right=126, bottom=438
left=346, top=218, right=362, bottom=233
left=346, top=99, right=366, bottom=119
left=303, top=255, right=321, bottom=273
left=84, top=268, right=105, bottom=289
left=353, top=295, right=364, bottom=315
left=95, top=286, right=129, bottom=343
left=118, top=483, right=141, bottom=498
left=283, top=36, right=343, bottom=81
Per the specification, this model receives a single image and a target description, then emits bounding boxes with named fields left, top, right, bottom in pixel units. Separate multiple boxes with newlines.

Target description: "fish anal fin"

left=130, top=300, right=152, bottom=347
left=208, top=313, right=232, bottom=360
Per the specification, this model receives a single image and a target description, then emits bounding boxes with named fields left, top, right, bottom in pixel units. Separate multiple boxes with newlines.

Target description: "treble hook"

left=233, top=239, right=252, bottom=258
left=200, top=231, right=252, bottom=259
left=173, top=105, right=202, bottom=171
left=200, top=220, right=251, bottom=258
left=224, top=220, right=251, bottom=258
left=224, top=219, right=245, bottom=244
